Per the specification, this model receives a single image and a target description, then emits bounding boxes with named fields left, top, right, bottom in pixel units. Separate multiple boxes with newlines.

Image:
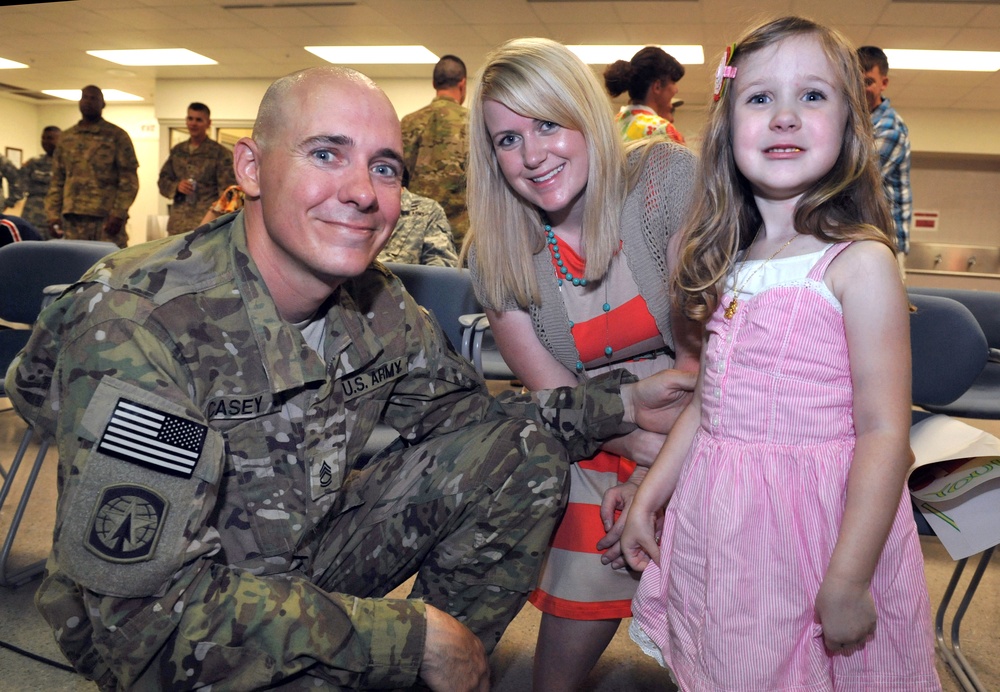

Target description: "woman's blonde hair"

left=674, top=15, right=894, bottom=321
left=463, top=37, right=628, bottom=309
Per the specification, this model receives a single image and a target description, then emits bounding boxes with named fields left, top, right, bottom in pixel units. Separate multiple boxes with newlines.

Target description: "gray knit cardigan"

left=474, top=140, right=697, bottom=379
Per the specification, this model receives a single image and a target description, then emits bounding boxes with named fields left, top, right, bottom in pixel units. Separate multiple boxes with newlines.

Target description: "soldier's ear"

left=233, top=137, right=261, bottom=198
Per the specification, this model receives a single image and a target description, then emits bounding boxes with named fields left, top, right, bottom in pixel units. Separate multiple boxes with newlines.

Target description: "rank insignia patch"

left=86, top=484, right=168, bottom=563
left=97, top=398, right=206, bottom=478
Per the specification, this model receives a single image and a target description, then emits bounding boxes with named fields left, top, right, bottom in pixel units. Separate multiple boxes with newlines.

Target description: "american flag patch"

left=97, top=399, right=206, bottom=478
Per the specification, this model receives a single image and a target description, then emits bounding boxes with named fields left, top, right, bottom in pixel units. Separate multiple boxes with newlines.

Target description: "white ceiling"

left=1, top=0, right=1000, bottom=111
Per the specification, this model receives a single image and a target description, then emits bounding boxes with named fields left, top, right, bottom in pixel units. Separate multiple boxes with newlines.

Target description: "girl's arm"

left=816, top=240, right=914, bottom=651
left=620, top=346, right=706, bottom=571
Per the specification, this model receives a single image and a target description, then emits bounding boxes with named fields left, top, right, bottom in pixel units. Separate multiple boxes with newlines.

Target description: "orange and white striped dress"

left=529, top=235, right=674, bottom=619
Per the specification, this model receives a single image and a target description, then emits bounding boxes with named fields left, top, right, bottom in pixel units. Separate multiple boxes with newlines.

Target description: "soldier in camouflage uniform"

left=401, top=55, right=470, bottom=246
left=157, top=102, right=236, bottom=236
left=0, top=151, right=25, bottom=211
left=377, top=187, right=458, bottom=267
left=44, top=85, right=139, bottom=248
left=6, top=67, right=694, bottom=691
left=19, top=125, right=61, bottom=235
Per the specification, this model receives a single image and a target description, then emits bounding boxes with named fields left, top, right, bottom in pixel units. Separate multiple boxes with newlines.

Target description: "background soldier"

left=45, top=85, right=139, bottom=248
left=401, top=54, right=470, bottom=246
left=0, top=152, right=25, bottom=212
left=377, top=172, right=458, bottom=267
left=157, top=102, right=236, bottom=235
left=19, top=125, right=61, bottom=235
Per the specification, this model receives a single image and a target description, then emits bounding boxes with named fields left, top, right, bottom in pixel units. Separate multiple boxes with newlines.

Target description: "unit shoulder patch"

left=86, top=484, right=169, bottom=563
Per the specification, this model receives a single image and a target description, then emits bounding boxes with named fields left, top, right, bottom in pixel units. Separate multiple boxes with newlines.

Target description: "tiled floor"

left=1, top=399, right=997, bottom=690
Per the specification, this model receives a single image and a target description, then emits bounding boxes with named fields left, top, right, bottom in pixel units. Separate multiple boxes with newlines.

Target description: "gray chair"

left=460, top=313, right=516, bottom=382
left=0, top=239, right=119, bottom=587
left=909, top=286, right=1000, bottom=421
left=908, top=290, right=995, bottom=692
left=384, top=262, right=480, bottom=352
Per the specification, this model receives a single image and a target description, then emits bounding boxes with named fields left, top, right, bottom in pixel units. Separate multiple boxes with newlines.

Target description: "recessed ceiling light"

left=567, top=45, right=705, bottom=65
left=884, top=49, right=1000, bottom=72
left=42, top=89, right=144, bottom=102
left=86, top=49, right=217, bottom=66
left=0, top=57, right=28, bottom=70
left=305, top=45, right=439, bottom=64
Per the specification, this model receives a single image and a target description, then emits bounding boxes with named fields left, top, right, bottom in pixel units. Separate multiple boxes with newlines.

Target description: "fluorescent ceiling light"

left=0, top=57, right=28, bottom=69
left=884, top=49, right=1000, bottom=72
left=568, top=45, right=704, bottom=65
left=43, top=89, right=144, bottom=102
left=87, top=49, right=217, bottom=66
left=305, top=45, right=439, bottom=64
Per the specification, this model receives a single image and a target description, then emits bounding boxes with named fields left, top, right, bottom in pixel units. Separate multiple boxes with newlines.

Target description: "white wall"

left=5, top=79, right=1000, bottom=247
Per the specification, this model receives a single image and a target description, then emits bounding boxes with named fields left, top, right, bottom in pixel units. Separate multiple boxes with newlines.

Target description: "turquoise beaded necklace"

left=545, top=223, right=614, bottom=372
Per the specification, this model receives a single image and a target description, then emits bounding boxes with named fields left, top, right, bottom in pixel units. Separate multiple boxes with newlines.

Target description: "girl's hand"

left=596, top=477, right=643, bottom=569
left=619, top=494, right=663, bottom=572
left=814, top=575, right=877, bottom=653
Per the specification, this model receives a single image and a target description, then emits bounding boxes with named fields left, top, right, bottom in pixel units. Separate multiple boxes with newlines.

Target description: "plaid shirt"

left=871, top=97, right=912, bottom=254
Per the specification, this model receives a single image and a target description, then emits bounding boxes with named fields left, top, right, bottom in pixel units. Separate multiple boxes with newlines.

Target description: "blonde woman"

left=463, top=37, right=699, bottom=690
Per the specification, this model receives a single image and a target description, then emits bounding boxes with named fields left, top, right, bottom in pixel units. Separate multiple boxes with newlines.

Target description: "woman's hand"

left=600, top=429, right=666, bottom=468
left=814, top=574, right=877, bottom=653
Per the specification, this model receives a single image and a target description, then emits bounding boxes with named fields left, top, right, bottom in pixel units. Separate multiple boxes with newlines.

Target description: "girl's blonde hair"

left=463, top=37, right=628, bottom=309
left=674, top=15, right=894, bottom=322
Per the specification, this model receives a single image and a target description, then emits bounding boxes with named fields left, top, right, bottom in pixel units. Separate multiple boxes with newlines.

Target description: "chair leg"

left=950, top=547, right=994, bottom=692
left=0, top=427, right=49, bottom=588
left=934, top=549, right=994, bottom=692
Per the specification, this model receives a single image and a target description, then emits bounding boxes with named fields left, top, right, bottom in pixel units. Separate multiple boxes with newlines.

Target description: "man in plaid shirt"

left=858, top=46, right=912, bottom=259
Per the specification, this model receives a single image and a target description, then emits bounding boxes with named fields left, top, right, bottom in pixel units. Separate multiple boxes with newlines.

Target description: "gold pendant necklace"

left=724, top=231, right=798, bottom=319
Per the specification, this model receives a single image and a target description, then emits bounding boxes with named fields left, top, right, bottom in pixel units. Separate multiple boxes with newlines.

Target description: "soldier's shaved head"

left=252, top=66, right=385, bottom=152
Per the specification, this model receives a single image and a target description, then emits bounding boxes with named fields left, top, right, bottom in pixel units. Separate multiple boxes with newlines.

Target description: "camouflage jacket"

left=44, top=118, right=139, bottom=221
left=19, top=153, right=53, bottom=229
left=6, top=212, right=636, bottom=690
left=157, top=138, right=236, bottom=235
left=377, top=188, right=458, bottom=267
left=0, top=153, right=25, bottom=209
left=400, top=96, right=469, bottom=244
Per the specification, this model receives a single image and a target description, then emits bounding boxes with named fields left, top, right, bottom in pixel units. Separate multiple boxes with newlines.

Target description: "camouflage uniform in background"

left=44, top=118, right=139, bottom=248
left=401, top=95, right=469, bottom=246
left=157, top=138, right=236, bottom=235
left=6, top=212, right=640, bottom=690
left=0, top=153, right=25, bottom=210
left=19, top=152, right=54, bottom=234
left=377, top=187, right=458, bottom=267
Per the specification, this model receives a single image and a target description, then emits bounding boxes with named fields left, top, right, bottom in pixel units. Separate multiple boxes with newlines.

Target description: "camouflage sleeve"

left=494, top=369, right=639, bottom=460
left=44, top=149, right=65, bottom=221
left=419, top=199, right=458, bottom=267
left=111, top=131, right=139, bottom=218
left=377, top=277, right=636, bottom=461
left=217, top=146, right=236, bottom=192
left=156, top=149, right=179, bottom=199
left=8, top=295, right=427, bottom=690
left=0, top=154, right=25, bottom=207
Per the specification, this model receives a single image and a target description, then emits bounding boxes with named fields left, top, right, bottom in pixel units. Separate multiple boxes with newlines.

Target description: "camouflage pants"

left=296, top=417, right=570, bottom=689
left=61, top=213, right=128, bottom=248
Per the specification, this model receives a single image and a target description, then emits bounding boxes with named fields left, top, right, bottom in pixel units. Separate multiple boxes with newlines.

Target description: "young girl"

left=622, top=16, right=941, bottom=690
left=464, top=38, right=700, bottom=690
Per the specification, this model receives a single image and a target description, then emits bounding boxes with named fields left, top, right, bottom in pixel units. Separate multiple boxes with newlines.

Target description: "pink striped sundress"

left=630, top=243, right=940, bottom=691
